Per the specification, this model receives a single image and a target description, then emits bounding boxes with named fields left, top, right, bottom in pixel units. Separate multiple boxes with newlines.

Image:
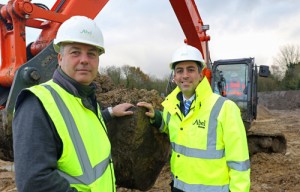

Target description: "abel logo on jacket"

left=193, top=119, right=206, bottom=129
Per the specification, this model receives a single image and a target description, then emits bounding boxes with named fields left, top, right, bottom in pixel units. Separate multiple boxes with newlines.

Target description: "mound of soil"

left=256, top=105, right=273, bottom=120
left=258, top=91, right=300, bottom=110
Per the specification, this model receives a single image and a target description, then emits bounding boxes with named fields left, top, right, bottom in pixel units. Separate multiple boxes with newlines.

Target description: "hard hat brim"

left=53, top=40, right=105, bottom=54
left=170, top=60, right=205, bottom=70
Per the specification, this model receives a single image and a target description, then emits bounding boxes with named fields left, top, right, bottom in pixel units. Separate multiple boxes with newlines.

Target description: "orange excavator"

left=0, top=0, right=286, bottom=163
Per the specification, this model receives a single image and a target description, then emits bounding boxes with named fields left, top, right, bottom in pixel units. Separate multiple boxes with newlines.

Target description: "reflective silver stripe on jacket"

left=171, top=96, right=249, bottom=191
left=227, top=159, right=250, bottom=171
left=44, top=85, right=111, bottom=185
left=173, top=177, right=229, bottom=192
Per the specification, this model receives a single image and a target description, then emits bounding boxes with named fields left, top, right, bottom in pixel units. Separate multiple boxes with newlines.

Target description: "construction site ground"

left=1, top=90, right=300, bottom=192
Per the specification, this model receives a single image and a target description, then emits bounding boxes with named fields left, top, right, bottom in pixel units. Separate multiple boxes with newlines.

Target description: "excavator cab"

left=212, top=58, right=263, bottom=129
left=212, top=58, right=286, bottom=155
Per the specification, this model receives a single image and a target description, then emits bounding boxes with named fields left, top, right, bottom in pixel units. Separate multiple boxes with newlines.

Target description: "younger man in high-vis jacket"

left=138, top=45, right=250, bottom=192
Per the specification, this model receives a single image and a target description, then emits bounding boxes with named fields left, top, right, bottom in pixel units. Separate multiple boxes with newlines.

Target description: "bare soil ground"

left=1, top=91, right=300, bottom=191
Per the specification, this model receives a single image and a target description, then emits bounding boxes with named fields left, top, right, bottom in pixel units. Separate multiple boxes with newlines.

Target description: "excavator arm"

left=169, top=0, right=210, bottom=65
left=169, top=0, right=212, bottom=84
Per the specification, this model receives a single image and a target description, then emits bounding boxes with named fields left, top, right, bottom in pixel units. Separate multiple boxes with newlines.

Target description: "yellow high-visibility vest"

left=28, top=80, right=116, bottom=192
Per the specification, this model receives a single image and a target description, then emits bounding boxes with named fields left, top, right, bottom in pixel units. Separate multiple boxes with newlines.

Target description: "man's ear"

left=57, top=53, right=62, bottom=66
left=199, top=72, right=204, bottom=81
left=173, top=73, right=178, bottom=85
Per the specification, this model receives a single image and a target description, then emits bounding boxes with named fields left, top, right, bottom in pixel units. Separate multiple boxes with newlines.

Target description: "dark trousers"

left=170, top=180, right=184, bottom=192
left=172, top=188, right=184, bottom=192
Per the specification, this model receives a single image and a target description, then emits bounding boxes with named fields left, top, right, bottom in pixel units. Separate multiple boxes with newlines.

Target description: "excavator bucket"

left=93, top=78, right=170, bottom=190
left=247, top=131, right=287, bottom=155
left=107, top=107, right=170, bottom=190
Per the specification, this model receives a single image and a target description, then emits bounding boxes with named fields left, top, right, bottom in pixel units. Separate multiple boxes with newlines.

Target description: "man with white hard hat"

left=13, top=15, right=133, bottom=192
left=138, top=44, right=250, bottom=192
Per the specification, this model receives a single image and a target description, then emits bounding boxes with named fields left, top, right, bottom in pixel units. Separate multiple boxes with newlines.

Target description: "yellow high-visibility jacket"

left=160, top=77, right=250, bottom=192
left=28, top=80, right=116, bottom=192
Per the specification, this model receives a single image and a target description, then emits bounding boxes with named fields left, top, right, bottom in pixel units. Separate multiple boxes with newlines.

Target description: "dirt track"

left=1, top=90, right=300, bottom=191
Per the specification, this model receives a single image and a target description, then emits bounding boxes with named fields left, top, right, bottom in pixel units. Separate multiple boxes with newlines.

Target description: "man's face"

left=173, top=61, right=203, bottom=99
left=58, top=43, right=100, bottom=85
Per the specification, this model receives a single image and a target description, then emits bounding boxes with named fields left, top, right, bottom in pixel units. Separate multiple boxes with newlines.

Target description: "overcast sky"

left=3, top=0, right=299, bottom=78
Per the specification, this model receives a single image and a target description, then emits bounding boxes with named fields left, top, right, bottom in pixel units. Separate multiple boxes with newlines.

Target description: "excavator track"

left=247, top=131, right=287, bottom=155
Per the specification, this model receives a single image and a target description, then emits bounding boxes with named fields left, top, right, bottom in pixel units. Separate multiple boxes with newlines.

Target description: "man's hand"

left=112, top=103, right=134, bottom=117
left=137, top=102, right=155, bottom=119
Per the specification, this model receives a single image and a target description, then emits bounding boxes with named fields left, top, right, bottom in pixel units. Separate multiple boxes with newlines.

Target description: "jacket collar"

left=52, top=67, right=98, bottom=114
left=162, top=76, right=213, bottom=114
left=194, top=76, right=213, bottom=102
left=53, top=67, right=96, bottom=98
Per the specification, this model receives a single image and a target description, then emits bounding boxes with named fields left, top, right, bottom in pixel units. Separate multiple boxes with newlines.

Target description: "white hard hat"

left=170, top=44, right=205, bottom=69
left=53, top=16, right=104, bottom=54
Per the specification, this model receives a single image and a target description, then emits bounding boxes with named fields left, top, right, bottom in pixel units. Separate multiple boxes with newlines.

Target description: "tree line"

left=258, top=44, right=300, bottom=91
left=100, top=44, right=300, bottom=94
left=100, top=65, right=171, bottom=96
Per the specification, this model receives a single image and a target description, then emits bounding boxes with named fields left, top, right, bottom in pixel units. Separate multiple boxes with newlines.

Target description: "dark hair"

left=173, top=60, right=203, bottom=72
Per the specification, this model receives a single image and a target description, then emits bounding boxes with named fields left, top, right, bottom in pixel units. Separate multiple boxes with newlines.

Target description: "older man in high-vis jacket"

left=138, top=45, right=250, bottom=192
left=13, top=16, right=133, bottom=192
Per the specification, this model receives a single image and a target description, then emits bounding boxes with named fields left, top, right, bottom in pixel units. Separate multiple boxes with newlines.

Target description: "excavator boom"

left=169, top=0, right=212, bottom=84
left=169, top=0, right=210, bottom=66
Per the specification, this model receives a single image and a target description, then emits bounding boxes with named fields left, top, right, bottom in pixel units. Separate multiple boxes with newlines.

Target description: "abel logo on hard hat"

left=180, top=52, right=188, bottom=56
left=80, top=29, right=92, bottom=35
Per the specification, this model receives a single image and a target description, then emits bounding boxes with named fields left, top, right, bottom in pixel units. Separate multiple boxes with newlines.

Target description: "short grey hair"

left=59, top=44, right=65, bottom=56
